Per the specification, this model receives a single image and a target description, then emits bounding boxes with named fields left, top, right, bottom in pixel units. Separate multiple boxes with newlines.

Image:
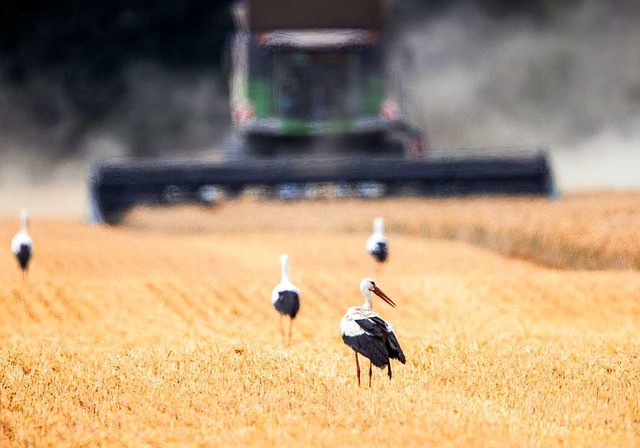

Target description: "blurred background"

left=0, top=0, right=638, bottom=195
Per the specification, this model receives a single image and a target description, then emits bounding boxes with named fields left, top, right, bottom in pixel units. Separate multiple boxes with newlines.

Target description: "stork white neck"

left=280, top=254, right=291, bottom=284
left=373, top=217, right=385, bottom=236
left=360, top=279, right=374, bottom=310
left=20, top=209, right=29, bottom=232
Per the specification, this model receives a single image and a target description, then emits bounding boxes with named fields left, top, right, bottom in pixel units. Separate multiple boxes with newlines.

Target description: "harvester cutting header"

left=88, top=0, right=554, bottom=225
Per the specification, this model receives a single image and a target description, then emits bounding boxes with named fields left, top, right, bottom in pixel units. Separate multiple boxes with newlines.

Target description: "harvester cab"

left=226, top=0, right=426, bottom=159
left=88, top=0, right=554, bottom=225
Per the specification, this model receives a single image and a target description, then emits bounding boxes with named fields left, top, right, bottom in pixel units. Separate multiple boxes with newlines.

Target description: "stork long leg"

left=387, top=362, right=392, bottom=380
left=369, top=361, right=373, bottom=387
left=355, top=352, right=361, bottom=387
left=279, top=314, right=285, bottom=346
left=287, top=317, right=293, bottom=347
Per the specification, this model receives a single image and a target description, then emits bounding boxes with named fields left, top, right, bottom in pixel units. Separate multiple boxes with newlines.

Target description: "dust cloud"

left=0, top=62, right=229, bottom=184
left=395, top=0, right=640, bottom=189
left=0, top=61, right=230, bottom=217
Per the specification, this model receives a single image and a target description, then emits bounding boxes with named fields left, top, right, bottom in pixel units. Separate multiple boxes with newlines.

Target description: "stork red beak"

left=372, top=285, right=396, bottom=308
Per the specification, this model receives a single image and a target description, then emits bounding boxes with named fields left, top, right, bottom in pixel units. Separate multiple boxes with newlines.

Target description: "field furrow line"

left=34, top=289, right=64, bottom=322
left=50, top=284, right=99, bottom=323
left=198, top=280, right=227, bottom=317
left=145, top=282, right=193, bottom=328
left=301, top=274, right=353, bottom=314
left=11, top=289, right=41, bottom=325
left=165, top=280, right=217, bottom=328
left=223, top=281, right=262, bottom=317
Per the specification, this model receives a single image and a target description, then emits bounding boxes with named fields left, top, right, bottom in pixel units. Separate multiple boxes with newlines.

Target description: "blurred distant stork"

left=367, top=217, right=388, bottom=273
left=341, top=278, right=405, bottom=387
left=271, top=254, right=300, bottom=346
left=11, top=209, right=33, bottom=283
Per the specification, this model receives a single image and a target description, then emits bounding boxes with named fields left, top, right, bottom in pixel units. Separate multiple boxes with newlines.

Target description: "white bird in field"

left=367, top=217, right=388, bottom=271
left=341, top=278, right=405, bottom=387
left=11, top=209, right=33, bottom=283
left=271, top=254, right=300, bottom=346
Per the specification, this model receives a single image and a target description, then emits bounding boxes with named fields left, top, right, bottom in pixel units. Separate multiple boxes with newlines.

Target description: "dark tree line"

left=0, top=0, right=233, bottom=90
left=0, top=0, right=234, bottom=156
left=0, top=0, right=591, bottom=85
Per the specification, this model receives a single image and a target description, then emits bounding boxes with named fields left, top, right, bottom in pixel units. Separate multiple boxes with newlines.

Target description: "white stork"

left=341, top=278, right=405, bottom=387
left=11, top=209, right=33, bottom=283
left=366, top=217, right=388, bottom=272
left=271, top=254, right=300, bottom=346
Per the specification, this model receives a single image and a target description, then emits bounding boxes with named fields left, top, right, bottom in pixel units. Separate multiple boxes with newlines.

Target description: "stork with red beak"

left=340, top=278, right=405, bottom=386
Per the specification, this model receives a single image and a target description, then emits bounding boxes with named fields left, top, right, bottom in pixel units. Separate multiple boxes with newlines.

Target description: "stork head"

left=360, top=277, right=396, bottom=308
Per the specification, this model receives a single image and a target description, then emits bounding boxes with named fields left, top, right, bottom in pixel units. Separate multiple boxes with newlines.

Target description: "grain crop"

left=1, top=193, right=639, bottom=446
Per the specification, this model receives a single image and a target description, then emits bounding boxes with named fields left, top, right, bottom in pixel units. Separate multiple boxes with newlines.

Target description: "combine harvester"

left=88, top=0, right=554, bottom=225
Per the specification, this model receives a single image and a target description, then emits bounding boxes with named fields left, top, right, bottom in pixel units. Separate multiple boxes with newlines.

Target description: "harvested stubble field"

left=1, top=192, right=639, bottom=447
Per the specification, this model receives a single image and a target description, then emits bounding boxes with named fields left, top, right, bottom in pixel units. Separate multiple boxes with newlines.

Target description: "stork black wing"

left=354, top=318, right=386, bottom=337
left=370, top=241, right=388, bottom=262
left=274, top=290, right=300, bottom=318
left=341, top=318, right=391, bottom=368
left=367, top=316, right=406, bottom=364
left=385, top=331, right=406, bottom=364
left=15, top=244, right=32, bottom=270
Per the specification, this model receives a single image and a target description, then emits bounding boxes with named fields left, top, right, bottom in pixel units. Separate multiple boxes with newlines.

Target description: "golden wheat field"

left=1, top=193, right=640, bottom=447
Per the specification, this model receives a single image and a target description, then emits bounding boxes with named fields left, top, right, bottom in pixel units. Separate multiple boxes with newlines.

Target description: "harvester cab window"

left=275, top=52, right=360, bottom=121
